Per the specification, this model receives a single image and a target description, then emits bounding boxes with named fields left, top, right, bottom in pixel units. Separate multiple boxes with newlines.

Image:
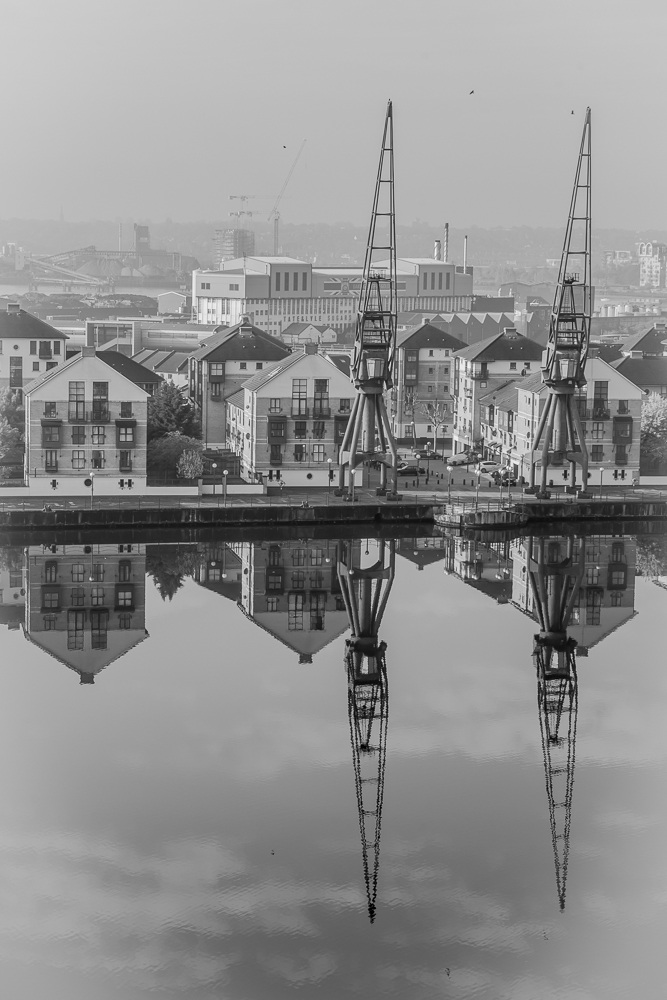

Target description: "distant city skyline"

left=2, top=0, right=665, bottom=230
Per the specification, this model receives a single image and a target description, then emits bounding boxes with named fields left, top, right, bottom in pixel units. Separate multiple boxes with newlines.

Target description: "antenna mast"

left=337, top=101, right=400, bottom=500
left=528, top=109, right=592, bottom=498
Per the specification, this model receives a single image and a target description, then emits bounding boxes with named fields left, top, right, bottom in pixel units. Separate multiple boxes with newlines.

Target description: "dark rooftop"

left=453, top=329, right=544, bottom=363
left=192, top=317, right=290, bottom=364
left=97, top=350, right=164, bottom=386
left=0, top=305, right=68, bottom=340
left=396, top=322, right=467, bottom=352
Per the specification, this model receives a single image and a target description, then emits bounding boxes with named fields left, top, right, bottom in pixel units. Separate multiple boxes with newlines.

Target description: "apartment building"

left=226, top=346, right=358, bottom=487
left=637, top=242, right=667, bottom=288
left=24, top=542, right=147, bottom=683
left=451, top=328, right=543, bottom=456
left=0, top=303, right=67, bottom=392
left=229, top=538, right=358, bottom=664
left=390, top=322, right=466, bottom=448
left=23, top=346, right=149, bottom=495
left=188, top=316, right=290, bottom=448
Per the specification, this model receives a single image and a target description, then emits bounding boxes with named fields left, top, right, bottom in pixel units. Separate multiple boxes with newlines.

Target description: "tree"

left=147, top=383, right=200, bottom=442
left=147, top=432, right=203, bottom=480
left=417, top=399, right=450, bottom=454
left=0, top=388, right=25, bottom=458
left=145, top=546, right=199, bottom=601
left=640, top=393, right=667, bottom=473
left=636, top=534, right=667, bottom=579
left=177, top=448, right=204, bottom=480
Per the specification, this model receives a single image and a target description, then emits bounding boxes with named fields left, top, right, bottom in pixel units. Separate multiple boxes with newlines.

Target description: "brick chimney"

left=6, top=302, right=20, bottom=315
left=304, top=343, right=318, bottom=355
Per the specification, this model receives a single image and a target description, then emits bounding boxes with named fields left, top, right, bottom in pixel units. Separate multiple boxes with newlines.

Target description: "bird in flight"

left=283, top=145, right=287, bottom=148
left=571, top=110, right=574, bottom=114
left=469, top=90, right=474, bottom=95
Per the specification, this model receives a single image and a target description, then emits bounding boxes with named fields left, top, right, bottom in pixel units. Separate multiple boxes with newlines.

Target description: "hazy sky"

left=2, top=0, right=664, bottom=228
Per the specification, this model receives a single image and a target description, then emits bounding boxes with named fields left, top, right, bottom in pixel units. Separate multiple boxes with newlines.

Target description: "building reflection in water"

left=442, top=526, right=638, bottom=909
left=337, top=538, right=394, bottom=924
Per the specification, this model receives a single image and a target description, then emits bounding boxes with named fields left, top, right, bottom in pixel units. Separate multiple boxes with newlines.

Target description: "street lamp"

left=475, top=468, right=481, bottom=507
left=447, top=464, right=453, bottom=502
left=598, top=466, right=604, bottom=499
left=327, top=457, right=333, bottom=497
left=223, top=469, right=229, bottom=507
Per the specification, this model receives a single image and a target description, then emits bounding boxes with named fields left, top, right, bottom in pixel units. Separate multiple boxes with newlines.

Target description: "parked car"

left=448, top=451, right=479, bottom=467
left=475, top=461, right=502, bottom=475
left=398, top=463, right=426, bottom=476
left=495, top=474, right=518, bottom=487
left=412, top=449, right=437, bottom=461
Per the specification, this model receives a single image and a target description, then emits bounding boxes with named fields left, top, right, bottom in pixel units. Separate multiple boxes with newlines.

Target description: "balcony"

left=291, top=405, right=309, bottom=418
left=68, top=406, right=110, bottom=424
left=591, top=405, right=610, bottom=420
left=313, top=405, right=331, bottom=418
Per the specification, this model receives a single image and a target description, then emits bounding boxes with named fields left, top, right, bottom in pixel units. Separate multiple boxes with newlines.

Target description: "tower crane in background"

left=526, top=533, right=585, bottom=911
left=337, top=101, right=400, bottom=500
left=528, top=109, right=592, bottom=499
left=337, top=537, right=394, bottom=923
left=268, top=139, right=306, bottom=256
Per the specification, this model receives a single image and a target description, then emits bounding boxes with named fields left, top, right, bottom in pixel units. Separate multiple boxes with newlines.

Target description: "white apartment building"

left=192, top=256, right=474, bottom=335
left=0, top=303, right=68, bottom=392
left=23, top=347, right=149, bottom=495
left=638, top=242, right=667, bottom=288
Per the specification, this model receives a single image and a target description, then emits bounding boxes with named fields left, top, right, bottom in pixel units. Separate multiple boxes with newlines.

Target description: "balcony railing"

left=313, top=405, right=331, bottom=418
left=291, top=405, right=309, bottom=418
left=68, top=406, right=110, bottom=423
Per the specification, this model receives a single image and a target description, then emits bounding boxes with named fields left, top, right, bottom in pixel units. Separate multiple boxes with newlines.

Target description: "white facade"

left=23, top=348, right=149, bottom=496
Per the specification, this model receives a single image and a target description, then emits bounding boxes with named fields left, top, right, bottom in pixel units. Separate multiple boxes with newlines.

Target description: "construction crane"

left=528, top=109, right=592, bottom=499
left=526, top=533, right=584, bottom=911
left=268, top=139, right=306, bottom=256
left=337, top=101, right=400, bottom=501
left=336, top=537, right=394, bottom=923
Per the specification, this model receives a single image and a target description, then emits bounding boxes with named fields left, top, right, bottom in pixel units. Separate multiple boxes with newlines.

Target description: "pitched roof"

left=621, top=325, right=667, bottom=356
left=239, top=350, right=343, bottom=393
left=191, top=318, right=290, bottom=364
left=611, top=356, right=667, bottom=387
left=97, top=351, right=164, bottom=386
left=396, top=322, right=468, bottom=351
left=0, top=306, right=68, bottom=340
left=453, top=329, right=544, bottom=363
left=226, top=389, right=245, bottom=409
left=479, top=379, right=521, bottom=410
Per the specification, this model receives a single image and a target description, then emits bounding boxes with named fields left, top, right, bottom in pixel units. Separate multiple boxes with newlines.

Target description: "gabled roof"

left=453, top=330, right=544, bottom=363
left=239, top=350, right=343, bottom=393
left=621, top=325, right=667, bottom=356
left=0, top=307, right=68, bottom=340
left=97, top=351, right=164, bottom=386
left=611, top=356, right=667, bottom=387
left=226, top=389, right=245, bottom=409
left=396, top=322, right=467, bottom=351
left=282, top=322, right=333, bottom=336
left=191, top=318, right=290, bottom=364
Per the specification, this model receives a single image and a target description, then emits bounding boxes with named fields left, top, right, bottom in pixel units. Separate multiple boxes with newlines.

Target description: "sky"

left=1, top=0, right=665, bottom=229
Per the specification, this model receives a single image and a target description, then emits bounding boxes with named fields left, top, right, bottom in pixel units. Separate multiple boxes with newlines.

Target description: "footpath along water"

left=0, top=523, right=665, bottom=999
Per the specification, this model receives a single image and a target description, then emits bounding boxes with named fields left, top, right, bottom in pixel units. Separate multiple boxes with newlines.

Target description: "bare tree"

left=417, top=399, right=449, bottom=454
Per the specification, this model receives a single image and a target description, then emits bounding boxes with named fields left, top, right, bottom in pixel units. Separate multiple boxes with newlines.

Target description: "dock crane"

left=336, top=537, right=395, bottom=923
left=526, top=533, right=585, bottom=910
left=268, top=139, right=306, bottom=256
left=528, top=109, right=592, bottom=498
left=337, top=101, right=400, bottom=500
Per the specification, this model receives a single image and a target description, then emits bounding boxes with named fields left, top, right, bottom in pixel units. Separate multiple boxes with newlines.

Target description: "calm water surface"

left=0, top=526, right=665, bottom=1000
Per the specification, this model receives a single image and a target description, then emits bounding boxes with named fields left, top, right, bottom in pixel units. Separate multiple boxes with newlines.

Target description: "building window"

left=43, top=425, right=60, bottom=445
left=71, top=451, right=85, bottom=469
left=92, top=382, right=109, bottom=421
left=312, top=444, right=325, bottom=463
left=70, top=587, right=84, bottom=606
left=509, top=362, right=516, bottom=371
left=118, top=426, right=134, bottom=444
left=428, top=385, right=433, bottom=393
left=591, top=445, right=603, bottom=462
left=267, top=597, right=279, bottom=611
left=291, top=571, right=306, bottom=590
left=313, top=420, right=326, bottom=439
left=591, top=422, right=604, bottom=440
left=116, top=589, right=133, bottom=608
left=284, top=272, right=290, bottom=292
left=586, top=589, right=601, bottom=626
left=288, top=593, right=304, bottom=630
left=69, top=381, right=85, bottom=420
left=118, top=613, right=132, bottom=629
left=269, top=420, right=285, bottom=440
left=209, top=363, right=223, bottom=376
left=45, top=450, right=58, bottom=471
left=70, top=425, right=85, bottom=445
left=53, top=342, right=60, bottom=356
left=67, top=610, right=85, bottom=651
left=89, top=426, right=105, bottom=445
left=339, top=398, right=351, bottom=413
left=292, top=378, right=308, bottom=415
left=618, top=399, right=628, bottom=414
left=71, top=564, right=85, bottom=583
left=43, top=616, right=57, bottom=630
left=210, top=382, right=221, bottom=399
left=292, top=548, right=307, bottom=566
left=29, top=341, right=36, bottom=355
left=120, top=402, right=133, bottom=418
left=428, top=367, right=434, bottom=375
left=120, top=452, right=132, bottom=471
left=269, top=398, right=281, bottom=413
left=91, top=587, right=104, bottom=606
left=32, top=361, right=39, bottom=371
left=610, top=591, right=623, bottom=607
left=423, top=272, right=428, bottom=290
left=239, top=362, right=247, bottom=370
left=256, top=362, right=263, bottom=370
left=45, top=560, right=58, bottom=583
left=91, top=610, right=108, bottom=650
left=294, top=444, right=306, bottom=462
left=276, top=272, right=281, bottom=292
left=270, top=444, right=282, bottom=465
left=44, top=402, right=57, bottom=418
left=438, top=272, right=443, bottom=290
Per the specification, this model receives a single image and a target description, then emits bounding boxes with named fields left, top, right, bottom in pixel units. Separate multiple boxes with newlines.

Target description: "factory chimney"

left=433, top=239, right=442, bottom=261
left=443, top=223, right=449, bottom=263
left=463, top=235, right=468, bottom=271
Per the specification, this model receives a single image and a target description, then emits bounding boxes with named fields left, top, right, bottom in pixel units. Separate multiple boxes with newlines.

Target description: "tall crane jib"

left=528, top=108, right=592, bottom=499
left=336, top=538, right=394, bottom=923
left=337, top=101, right=401, bottom=501
left=526, top=535, right=584, bottom=911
